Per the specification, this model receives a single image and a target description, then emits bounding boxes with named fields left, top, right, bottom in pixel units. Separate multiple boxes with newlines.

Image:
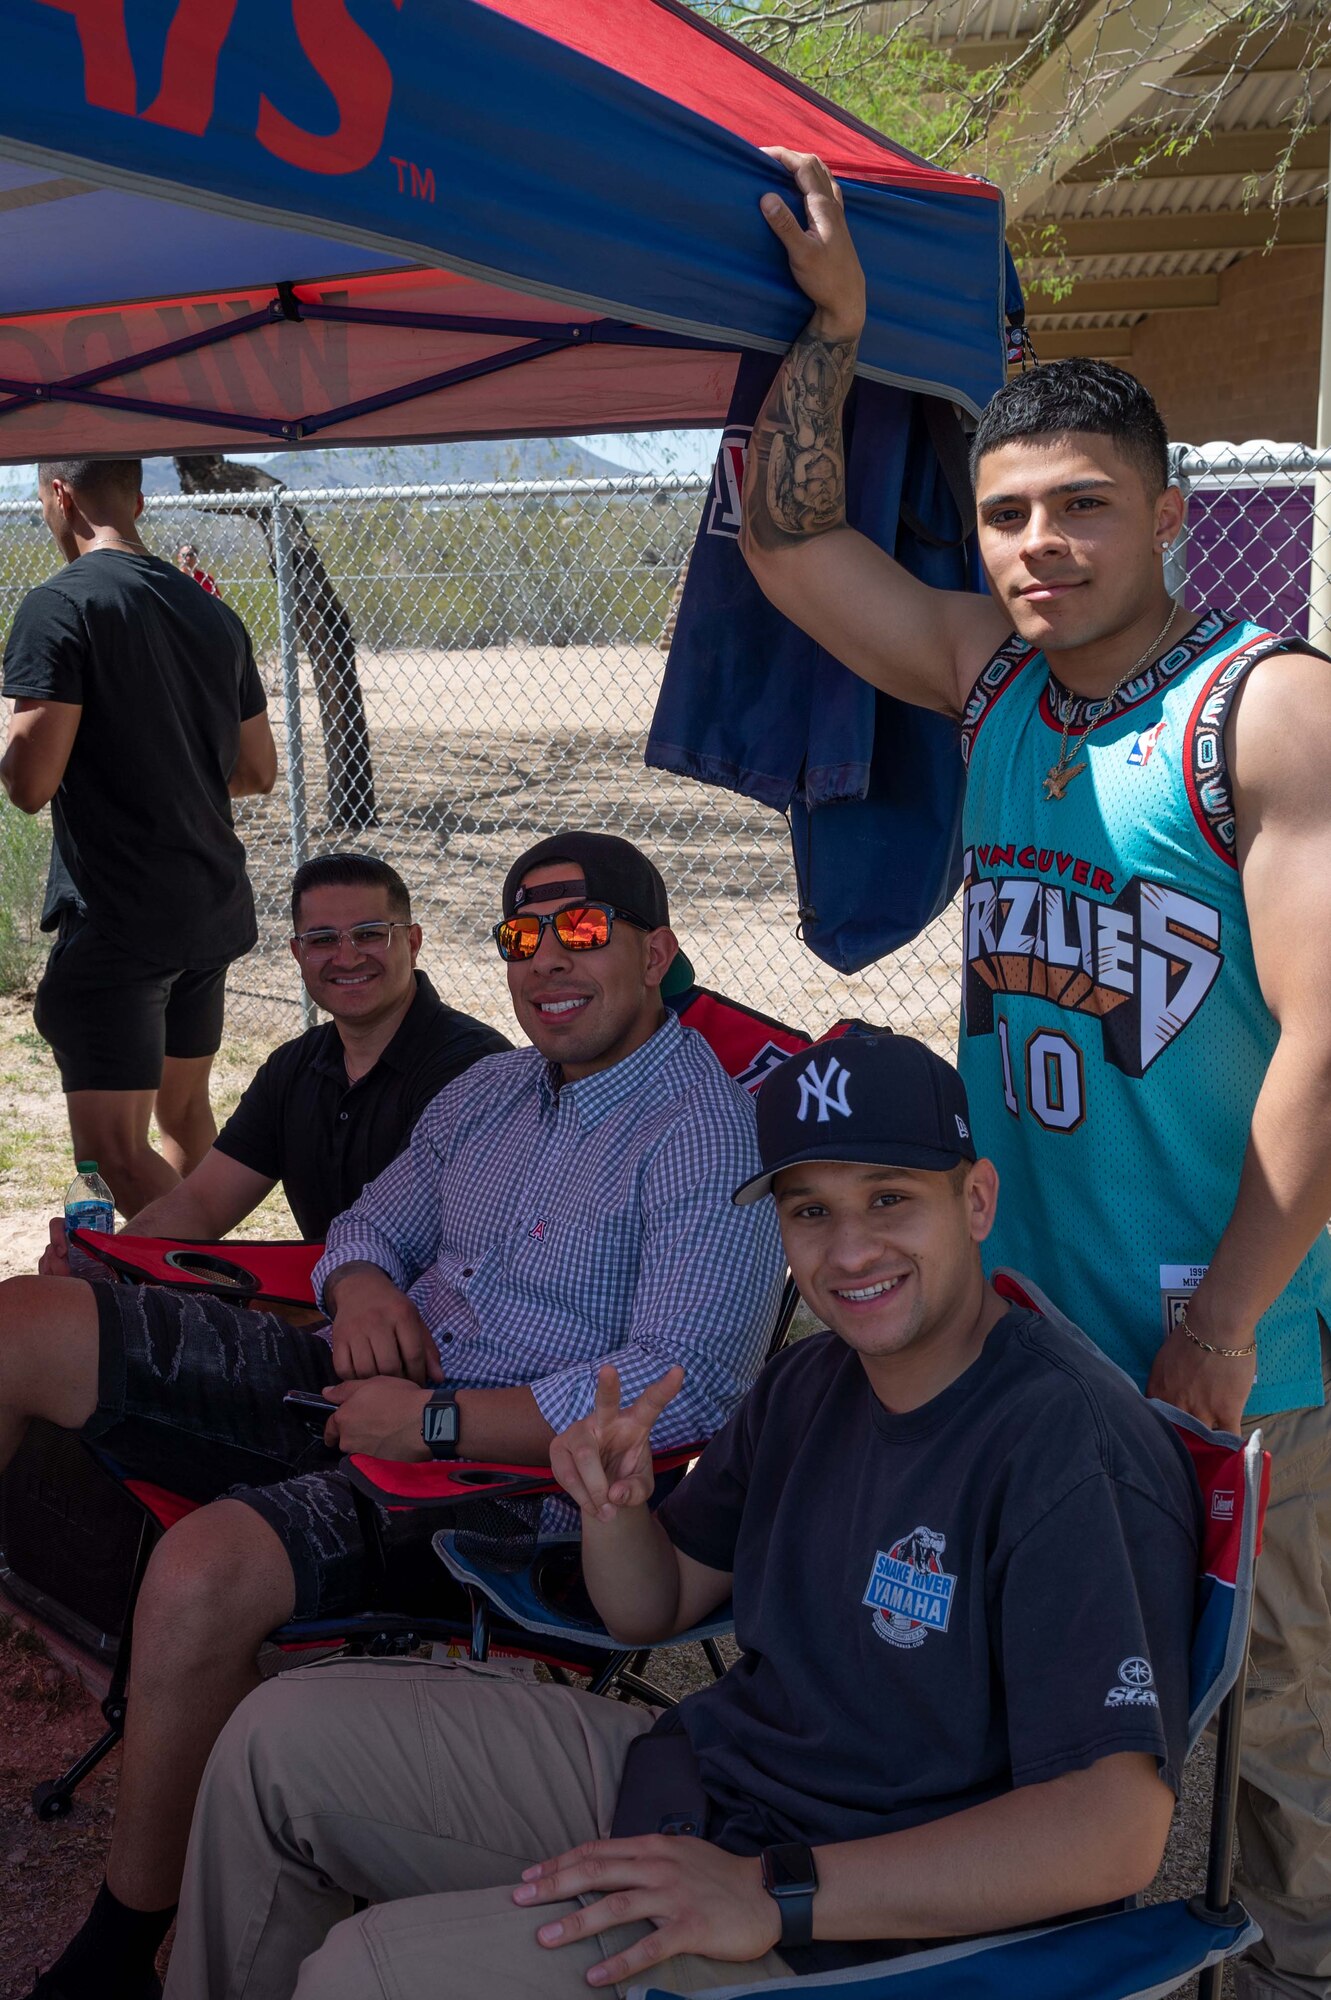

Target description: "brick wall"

left=1123, top=246, right=1323, bottom=446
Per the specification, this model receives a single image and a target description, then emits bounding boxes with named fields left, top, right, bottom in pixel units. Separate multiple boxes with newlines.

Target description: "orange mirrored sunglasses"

left=492, top=901, right=648, bottom=962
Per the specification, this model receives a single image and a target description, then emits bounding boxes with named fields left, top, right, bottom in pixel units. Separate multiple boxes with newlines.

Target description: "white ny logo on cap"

left=796, top=1054, right=852, bottom=1124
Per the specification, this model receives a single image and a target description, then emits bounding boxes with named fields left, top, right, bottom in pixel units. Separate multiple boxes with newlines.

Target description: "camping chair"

left=430, top=1270, right=1271, bottom=2000
left=30, top=983, right=814, bottom=1820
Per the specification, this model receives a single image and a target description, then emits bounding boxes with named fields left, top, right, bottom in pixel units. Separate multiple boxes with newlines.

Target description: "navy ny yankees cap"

left=732, top=1032, right=978, bottom=1206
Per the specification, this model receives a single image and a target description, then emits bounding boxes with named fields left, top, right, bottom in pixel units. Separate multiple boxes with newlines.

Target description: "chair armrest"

left=70, top=1230, right=324, bottom=1310
left=346, top=1441, right=701, bottom=1511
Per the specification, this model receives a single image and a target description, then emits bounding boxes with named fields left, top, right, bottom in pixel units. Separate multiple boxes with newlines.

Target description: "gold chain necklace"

left=1043, top=601, right=1180, bottom=801
left=87, top=534, right=145, bottom=555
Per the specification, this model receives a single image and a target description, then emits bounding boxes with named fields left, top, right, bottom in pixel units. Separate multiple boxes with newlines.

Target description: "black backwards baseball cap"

left=502, top=831, right=671, bottom=929
left=732, top=1032, right=978, bottom=1206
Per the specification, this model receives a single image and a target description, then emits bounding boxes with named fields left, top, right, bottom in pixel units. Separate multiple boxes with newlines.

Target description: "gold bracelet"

left=1178, top=1311, right=1256, bottom=1360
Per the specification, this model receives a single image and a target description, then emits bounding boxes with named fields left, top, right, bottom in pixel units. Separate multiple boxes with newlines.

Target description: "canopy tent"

left=0, top=0, right=1011, bottom=464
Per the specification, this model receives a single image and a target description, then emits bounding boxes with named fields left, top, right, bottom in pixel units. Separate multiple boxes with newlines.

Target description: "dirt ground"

left=0, top=993, right=1229, bottom=1995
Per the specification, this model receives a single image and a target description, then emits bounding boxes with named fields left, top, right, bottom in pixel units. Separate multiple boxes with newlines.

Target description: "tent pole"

left=274, top=492, right=315, bottom=1030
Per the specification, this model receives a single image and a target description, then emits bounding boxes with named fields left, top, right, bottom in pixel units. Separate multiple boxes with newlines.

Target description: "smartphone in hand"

left=284, top=1388, right=334, bottom=1430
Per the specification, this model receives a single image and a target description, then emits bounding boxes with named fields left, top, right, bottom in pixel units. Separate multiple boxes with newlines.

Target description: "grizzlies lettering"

left=962, top=847, right=1223, bottom=1079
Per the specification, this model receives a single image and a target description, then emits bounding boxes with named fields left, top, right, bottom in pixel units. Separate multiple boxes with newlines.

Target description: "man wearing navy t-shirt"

left=164, top=1033, right=1200, bottom=2000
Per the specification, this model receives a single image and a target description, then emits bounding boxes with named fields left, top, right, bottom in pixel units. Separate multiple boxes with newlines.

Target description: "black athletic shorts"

left=34, top=910, right=229, bottom=1092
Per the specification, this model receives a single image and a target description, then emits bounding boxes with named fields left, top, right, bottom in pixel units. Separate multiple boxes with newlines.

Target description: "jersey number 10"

left=998, top=1020, right=1086, bottom=1133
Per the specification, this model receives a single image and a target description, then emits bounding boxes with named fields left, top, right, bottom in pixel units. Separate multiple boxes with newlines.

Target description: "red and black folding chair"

left=28, top=984, right=811, bottom=1820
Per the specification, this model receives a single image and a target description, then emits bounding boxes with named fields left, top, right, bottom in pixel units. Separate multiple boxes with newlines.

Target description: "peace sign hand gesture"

left=550, top=1364, right=685, bottom=1523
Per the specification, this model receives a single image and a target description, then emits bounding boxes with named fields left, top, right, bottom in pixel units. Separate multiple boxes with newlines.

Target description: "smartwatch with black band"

left=760, top=1842, right=818, bottom=1949
left=421, top=1387, right=461, bottom=1459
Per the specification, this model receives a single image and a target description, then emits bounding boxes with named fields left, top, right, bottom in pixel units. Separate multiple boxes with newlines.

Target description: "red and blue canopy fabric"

left=0, top=0, right=1009, bottom=463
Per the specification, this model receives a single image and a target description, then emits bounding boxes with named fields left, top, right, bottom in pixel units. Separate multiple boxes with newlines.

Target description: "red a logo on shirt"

left=706, top=430, right=751, bottom=539
left=38, top=0, right=404, bottom=175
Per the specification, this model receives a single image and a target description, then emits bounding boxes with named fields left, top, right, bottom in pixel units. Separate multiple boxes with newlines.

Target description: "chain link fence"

left=0, top=446, right=1327, bottom=1056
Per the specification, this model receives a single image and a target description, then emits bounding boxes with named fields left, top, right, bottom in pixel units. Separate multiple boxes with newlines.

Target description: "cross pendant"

left=1043, top=759, right=1086, bottom=801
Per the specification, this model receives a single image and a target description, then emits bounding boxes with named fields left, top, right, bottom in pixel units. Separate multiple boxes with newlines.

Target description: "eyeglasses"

left=492, top=901, right=647, bottom=963
left=292, top=921, right=410, bottom=958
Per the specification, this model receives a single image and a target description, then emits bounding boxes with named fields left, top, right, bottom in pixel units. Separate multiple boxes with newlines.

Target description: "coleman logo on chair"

left=863, top=1527, right=956, bottom=1650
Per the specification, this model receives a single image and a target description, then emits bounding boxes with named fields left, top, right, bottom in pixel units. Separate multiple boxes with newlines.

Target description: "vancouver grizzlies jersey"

left=958, top=606, right=1331, bottom=1417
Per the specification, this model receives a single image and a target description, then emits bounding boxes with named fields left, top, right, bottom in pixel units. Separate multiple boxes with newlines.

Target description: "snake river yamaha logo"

left=863, top=1528, right=956, bottom=1650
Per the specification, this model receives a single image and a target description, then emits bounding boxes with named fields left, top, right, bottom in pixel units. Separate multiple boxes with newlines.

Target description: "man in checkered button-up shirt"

left=11, top=831, right=785, bottom=2000
left=312, top=830, right=783, bottom=1470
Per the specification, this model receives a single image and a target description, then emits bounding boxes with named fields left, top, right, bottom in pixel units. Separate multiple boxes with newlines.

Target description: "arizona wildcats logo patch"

left=863, top=1527, right=956, bottom=1650
left=734, top=1041, right=795, bottom=1096
left=706, top=427, right=750, bottom=538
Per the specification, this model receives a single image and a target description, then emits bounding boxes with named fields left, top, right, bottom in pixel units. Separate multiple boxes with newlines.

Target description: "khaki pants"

left=165, top=1657, right=792, bottom=2000
left=1236, top=1348, right=1331, bottom=2000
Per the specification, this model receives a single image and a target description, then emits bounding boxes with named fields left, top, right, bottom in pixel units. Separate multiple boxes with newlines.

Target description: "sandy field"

left=0, top=997, right=295, bottom=1281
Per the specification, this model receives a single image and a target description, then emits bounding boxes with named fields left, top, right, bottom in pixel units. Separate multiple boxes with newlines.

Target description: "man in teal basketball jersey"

left=740, top=149, right=1331, bottom=2000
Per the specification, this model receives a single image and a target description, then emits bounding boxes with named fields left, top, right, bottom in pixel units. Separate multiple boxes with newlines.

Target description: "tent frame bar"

left=0, top=288, right=733, bottom=445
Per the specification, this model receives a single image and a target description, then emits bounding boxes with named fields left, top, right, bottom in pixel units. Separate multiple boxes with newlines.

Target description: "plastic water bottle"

left=65, top=1160, right=115, bottom=1239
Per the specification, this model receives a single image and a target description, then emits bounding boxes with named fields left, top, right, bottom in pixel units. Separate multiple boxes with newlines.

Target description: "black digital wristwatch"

left=760, top=1842, right=819, bottom=1948
left=421, top=1388, right=461, bottom=1459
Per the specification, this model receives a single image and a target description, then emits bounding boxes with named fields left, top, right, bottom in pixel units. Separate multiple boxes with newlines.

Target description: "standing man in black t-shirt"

left=38, top=851, right=510, bottom=1271
left=164, top=1034, right=1200, bottom=1999
left=1, top=458, right=277, bottom=1217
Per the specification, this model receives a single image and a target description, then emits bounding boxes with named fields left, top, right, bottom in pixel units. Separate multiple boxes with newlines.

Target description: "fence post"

left=1311, top=195, right=1331, bottom=652
left=274, top=492, right=315, bottom=1028
left=1166, top=444, right=1191, bottom=600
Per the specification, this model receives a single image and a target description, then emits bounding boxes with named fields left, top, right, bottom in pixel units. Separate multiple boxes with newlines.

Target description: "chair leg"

left=33, top=1715, right=126, bottom=1821
left=588, top=1649, right=633, bottom=1698
left=469, top=1589, right=491, bottom=1663
left=1195, top=1603, right=1257, bottom=1999
left=32, top=1511, right=158, bottom=1820
left=702, top=1638, right=727, bottom=1682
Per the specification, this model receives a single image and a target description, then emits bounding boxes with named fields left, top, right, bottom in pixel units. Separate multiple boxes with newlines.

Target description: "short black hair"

left=37, top=458, right=143, bottom=504
left=970, top=361, right=1170, bottom=495
left=291, top=851, right=411, bottom=929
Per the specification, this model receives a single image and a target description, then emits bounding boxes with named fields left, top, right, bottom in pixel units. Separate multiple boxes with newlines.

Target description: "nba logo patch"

left=1127, top=719, right=1168, bottom=768
left=706, top=427, right=750, bottom=538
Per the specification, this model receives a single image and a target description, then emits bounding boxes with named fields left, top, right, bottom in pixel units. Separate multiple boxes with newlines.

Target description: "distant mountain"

left=0, top=437, right=635, bottom=501
left=139, top=437, right=633, bottom=494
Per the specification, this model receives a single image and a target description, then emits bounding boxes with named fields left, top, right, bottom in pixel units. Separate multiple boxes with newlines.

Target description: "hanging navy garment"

left=645, top=354, right=975, bottom=973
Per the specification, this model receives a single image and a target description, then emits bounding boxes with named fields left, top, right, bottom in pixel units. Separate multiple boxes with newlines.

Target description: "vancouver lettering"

left=962, top=847, right=1224, bottom=1079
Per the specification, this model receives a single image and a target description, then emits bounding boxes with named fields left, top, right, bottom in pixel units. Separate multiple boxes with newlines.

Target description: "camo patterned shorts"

left=83, top=1279, right=445, bottom=1619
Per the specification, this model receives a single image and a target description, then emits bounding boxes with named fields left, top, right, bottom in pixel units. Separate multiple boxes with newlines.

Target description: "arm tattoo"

left=743, top=324, right=858, bottom=552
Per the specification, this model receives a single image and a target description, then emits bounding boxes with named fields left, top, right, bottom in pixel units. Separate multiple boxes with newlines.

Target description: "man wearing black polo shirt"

left=169, top=1035, right=1201, bottom=1998
left=1, top=457, right=277, bottom=1216
left=41, top=851, right=508, bottom=1267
